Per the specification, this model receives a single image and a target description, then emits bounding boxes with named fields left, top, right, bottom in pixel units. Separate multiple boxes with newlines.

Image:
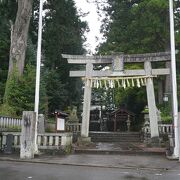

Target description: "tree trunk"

left=3, top=0, right=33, bottom=104
left=8, top=0, right=33, bottom=77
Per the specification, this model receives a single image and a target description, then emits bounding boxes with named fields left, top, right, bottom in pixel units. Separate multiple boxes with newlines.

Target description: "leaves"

left=97, top=0, right=180, bottom=125
left=43, top=0, right=88, bottom=114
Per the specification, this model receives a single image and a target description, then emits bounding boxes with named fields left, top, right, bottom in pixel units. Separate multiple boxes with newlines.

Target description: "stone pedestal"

left=78, top=136, right=91, bottom=143
left=20, top=111, right=36, bottom=159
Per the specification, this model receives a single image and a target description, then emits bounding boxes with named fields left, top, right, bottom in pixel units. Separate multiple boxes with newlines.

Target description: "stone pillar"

left=61, top=135, right=72, bottom=146
left=38, top=114, right=45, bottom=133
left=144, top=61, right=159, bottom=139
left=80, top=63, right=93, bottom=142
left=20, top=111, right=36, bottom=159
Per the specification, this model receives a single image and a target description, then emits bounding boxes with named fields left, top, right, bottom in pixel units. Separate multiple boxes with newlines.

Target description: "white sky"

left=74, top=0, right=103, bottom=54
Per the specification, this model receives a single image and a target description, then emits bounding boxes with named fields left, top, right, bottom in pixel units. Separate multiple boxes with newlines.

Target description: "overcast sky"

left=74, top=0, right=103, bottom=54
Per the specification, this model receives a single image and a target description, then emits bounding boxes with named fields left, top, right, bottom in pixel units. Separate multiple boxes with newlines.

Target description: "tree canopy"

left=0, top=0, right=88, bottom=116
left=96, top=0, right=180, bottom=121
left=0, top=0, right=179, bottom=120
left=98, top=0, right=176, bottom=54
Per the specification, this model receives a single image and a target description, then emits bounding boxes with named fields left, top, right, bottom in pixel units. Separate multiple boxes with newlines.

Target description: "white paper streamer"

left=126, top=79, right=130, bottom=87
left=99, top=80, right=102, bottom=88
left=90, top=79, right=93, bottom=87
left=136, top=78, right=141, bottom=87
left=96, top=79, right=99, bottom=88
left=140, top=78, right=144, bottom=86
left=144, top=78, right=147, bottom=85
left=85, top=76, right=152, bottom=89
left=117, top=80, right=121, bottom=87
left=104, top=80, right=108, bottom=90
left=122, top=79, right=126, bottom=88
left=93, top=79, right=96, bottom=88
left=109, top=80, right=113, bottom=89
left=131, top=79, right=135, bottom=87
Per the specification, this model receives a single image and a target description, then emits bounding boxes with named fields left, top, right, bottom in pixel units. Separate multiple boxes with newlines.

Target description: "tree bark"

left=8, top=0, right=33, bottom=77
left=3, top=0, right=33, bottom=104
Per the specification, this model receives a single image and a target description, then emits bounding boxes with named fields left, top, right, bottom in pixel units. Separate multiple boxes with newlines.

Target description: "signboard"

left=56, top=118, right=65, bottom=131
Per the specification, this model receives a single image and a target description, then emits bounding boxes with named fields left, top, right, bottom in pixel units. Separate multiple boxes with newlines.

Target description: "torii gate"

left=62, top=52, right=171, bottom=142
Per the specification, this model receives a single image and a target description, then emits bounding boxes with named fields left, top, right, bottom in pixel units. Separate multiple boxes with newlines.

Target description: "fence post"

left=38, top=114, right=45, bottom=133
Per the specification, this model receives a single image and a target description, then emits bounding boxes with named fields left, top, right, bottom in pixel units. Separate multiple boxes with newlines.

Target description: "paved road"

left=0, top=161, right=180, bottom=180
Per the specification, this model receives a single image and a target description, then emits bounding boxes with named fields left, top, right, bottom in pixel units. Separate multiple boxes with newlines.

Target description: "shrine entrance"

left=89, top=104, right=135, bottom=132
left=62, top=52, right=171, bottom=142
left=108, top=107, right=135, bottom=132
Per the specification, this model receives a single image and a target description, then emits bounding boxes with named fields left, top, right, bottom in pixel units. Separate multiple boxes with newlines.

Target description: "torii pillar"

left=80, top=63, right=93, bottom=142
left=144, top=61, right=159, bottom=140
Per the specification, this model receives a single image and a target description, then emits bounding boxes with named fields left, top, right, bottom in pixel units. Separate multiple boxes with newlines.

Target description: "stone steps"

left=89, top=132, right=141, bottom=142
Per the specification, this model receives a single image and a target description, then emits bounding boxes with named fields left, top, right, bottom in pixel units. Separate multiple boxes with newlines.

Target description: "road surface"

left=0, top=161, right=180, bottom=180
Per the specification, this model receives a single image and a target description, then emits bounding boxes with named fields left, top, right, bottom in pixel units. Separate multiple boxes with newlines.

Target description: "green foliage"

left=0, top=64, right=36, bottom=116
left=96, top=0, right=180, bottom=130
left=158, top=104, right=172, bottom=123
left=0, top=63, right=48, bottom=117
left=0, top=0, right=86, bottom=118
left=98, top=0, right=171, bottom=54
left=47, top=117, right=56, bottom=124
left=43, top=0, right=88, bottom=114
left=0, top=1, right=17, bottom=104
left=26, top=38, right=37, bottom=65
left=43, top=69, right=68, bottom=113
left=44, top=0, right=87, bottom=69
left=114, top=87, right=147, bottom=113
left=5, top=125, right=21, bottom=132
left=0, top=0, right=17, bottom=23
left=0, top=103, right=17, bottom=117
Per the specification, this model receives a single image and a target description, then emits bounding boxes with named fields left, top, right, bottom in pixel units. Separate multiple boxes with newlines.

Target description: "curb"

left=74, top=149, right=166, bottom=156
left=0, top=157, right=172, bottom=172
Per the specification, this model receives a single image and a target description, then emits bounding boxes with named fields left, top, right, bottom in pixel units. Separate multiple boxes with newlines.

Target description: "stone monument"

left=20, top=111, right=36, bottom=159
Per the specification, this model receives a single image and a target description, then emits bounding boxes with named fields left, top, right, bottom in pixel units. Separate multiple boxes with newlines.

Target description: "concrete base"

left=146, top=137, right=161, bottom=147
left=77, top=137, right=94, bottom=147
left=78, top=137, right=91, bottom=143
left=151, top=137, right=160, bottom=143
left=166, top=155, right=179, bottom=160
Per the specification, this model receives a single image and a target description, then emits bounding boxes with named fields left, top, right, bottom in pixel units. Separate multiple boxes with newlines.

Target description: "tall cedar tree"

left=0, top=0, right=44, bottom=116
left=3, top=0, right=33, bottom=105
left=98, top=0, right=171, bottom=54
left=97, top=0, right=180, bottom=125
left=43, top=0, right=88, bottom=114
left=0, top=1, right=17, bottom=103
